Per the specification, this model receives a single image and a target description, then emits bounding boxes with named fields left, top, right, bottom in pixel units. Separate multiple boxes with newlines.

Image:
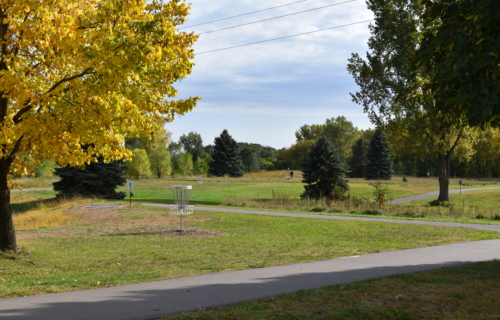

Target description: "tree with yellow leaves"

left=0, top=0, right=199, bottom=251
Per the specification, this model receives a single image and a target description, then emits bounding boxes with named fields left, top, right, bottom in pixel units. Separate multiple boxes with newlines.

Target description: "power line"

left=198, top=0, right=355, bottom=35
left=179, top=0, right=308, bottom=30
left=196, top=19, right=373, bottom=55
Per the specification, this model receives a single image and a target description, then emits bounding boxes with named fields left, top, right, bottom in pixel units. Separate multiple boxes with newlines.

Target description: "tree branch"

left=46, top=67, right=95, bottom=94
left=448, top=131, right=463, bottom=156
left=6, top=136, right=24, bottom=166
left=13, top=101, right=32, bottom=124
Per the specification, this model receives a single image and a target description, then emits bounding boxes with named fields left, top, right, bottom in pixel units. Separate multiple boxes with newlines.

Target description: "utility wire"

left=196, top=19, right=373, bottom=55
left=179, top=0, right=308, bottom=30
left=198, top=0, right=355, bottom=35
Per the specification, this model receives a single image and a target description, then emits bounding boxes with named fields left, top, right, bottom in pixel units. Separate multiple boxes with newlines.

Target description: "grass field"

left=4, top=174, right=500, bottom=316
left=2, top=202, right=499, bottom=298
left=166, top=260, right=500, bottom=320
left=10, top=174, right=500, bottom=224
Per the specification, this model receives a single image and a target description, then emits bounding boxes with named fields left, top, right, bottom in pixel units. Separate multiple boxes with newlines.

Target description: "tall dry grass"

left=12, top=197, right=92, bottom=230
left=14, top=209, right=68, bottom=230
left=222, top=191, right=500, bottom=221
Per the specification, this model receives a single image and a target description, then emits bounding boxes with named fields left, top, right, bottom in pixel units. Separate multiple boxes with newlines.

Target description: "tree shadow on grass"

left=11, top=198, right=60, bottom=214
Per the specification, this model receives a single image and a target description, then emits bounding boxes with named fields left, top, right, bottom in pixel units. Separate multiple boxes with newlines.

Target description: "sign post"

left=459, top=180, right=463, bottom=194
left=127, top=181, right=134, bottom=206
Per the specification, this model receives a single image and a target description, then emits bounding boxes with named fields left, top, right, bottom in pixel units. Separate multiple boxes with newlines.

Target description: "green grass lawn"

left=2, top=205, right=498, bottom=298
left=166, top=260, right=500, bottom=320
left=11, top=176, right=500, bottom=224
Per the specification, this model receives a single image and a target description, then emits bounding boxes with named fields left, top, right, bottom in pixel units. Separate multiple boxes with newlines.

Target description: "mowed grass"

left=112, top=177, right=491, bottom=206
left=166, top=260, right=500, bottom=320
left=10, top=175, right=500, bottom=224
left=2, top=204, right=499, bottom=298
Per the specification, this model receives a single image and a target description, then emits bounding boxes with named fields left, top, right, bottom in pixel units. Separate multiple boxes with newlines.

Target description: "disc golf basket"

left=170, top=185, right=194, bottom=232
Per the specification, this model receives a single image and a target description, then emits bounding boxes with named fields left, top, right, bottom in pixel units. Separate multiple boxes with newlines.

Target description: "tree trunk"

left=0, top=166, right=18, bottom=252
left=437, top=153, right=451, bottom=202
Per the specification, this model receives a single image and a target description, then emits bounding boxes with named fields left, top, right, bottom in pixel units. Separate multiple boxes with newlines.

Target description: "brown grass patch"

left=16, top=206, right=222, bottom=240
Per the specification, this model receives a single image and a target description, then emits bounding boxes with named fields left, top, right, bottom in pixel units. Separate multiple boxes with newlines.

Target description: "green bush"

left=361, top=209, right=382, bottom=216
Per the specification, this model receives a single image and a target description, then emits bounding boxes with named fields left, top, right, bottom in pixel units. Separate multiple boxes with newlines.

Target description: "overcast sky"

left=166, top=0, right=375, bottom=149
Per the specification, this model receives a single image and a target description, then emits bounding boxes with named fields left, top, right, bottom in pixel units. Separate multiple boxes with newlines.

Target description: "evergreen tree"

left=365, top=129, right=393, bottom=180
left=301, top=137, right=349, bottom=200
left=53, top=160, right=128, bottom=199
left=209, top=130, right=245, bottom=177
left=348, top=138, right=369, bottom=178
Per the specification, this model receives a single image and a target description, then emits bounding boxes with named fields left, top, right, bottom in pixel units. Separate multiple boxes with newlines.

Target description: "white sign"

left=127, top=181, right=134, bottom=190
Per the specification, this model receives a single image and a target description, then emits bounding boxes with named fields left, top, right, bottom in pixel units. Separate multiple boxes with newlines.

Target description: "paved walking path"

left=1, top=187, right=500, bottom=320
left=2, top=239, right=500, bottom=320
left=389, top=186, right=500, bottom=204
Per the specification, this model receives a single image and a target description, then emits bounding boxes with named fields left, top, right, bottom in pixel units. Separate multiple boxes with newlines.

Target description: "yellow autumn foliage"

left=0, top=0, right=199, bottom=176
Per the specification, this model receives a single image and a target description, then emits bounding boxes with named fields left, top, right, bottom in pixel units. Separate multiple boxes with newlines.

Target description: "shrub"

left=429, top=200, right=454, bottom=207
left=361, top=209, right=382, bottom=215
left=310, top=207, right=327, bottom=213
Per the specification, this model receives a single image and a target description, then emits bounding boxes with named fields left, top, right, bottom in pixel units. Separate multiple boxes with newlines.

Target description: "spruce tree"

left=348, top=138, right=369, bottom=178
left=301, top=137, right=349, bottom=200
left=53, top=159, right=128, bottom=199
left=365, top=129, right=393, bottom=180
left=208, top=130, right=245, bottom=177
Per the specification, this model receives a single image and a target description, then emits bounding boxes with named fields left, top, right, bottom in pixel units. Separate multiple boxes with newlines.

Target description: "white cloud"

left=170, top=0, right=374, bottom=148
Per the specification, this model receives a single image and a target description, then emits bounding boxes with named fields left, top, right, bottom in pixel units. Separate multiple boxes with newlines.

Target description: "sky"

left=166, top=0, right=375, bottom=150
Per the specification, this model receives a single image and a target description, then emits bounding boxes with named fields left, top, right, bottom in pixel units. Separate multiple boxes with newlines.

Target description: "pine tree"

left=209, top=130, right=245, bottom=177
left=365, top=129, right=393, bottom=180
left=301, top=137, right=349, bottom=200
left=53, top=160, right=128, bottom=199
left=348, top=138, right=369, bottom=178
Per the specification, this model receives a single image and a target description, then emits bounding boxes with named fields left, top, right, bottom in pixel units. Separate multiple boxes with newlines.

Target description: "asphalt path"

left=1, top=187, right=500, bottom=319
left=2, top=239, right=500, bottom=320
left=389, top=186, right=500, bottom=204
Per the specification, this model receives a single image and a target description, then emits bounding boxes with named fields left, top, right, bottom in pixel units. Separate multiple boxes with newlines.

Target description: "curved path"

left=2, top=190, right=500, bottom=319
left=389, top=186, right=500, bottom=204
